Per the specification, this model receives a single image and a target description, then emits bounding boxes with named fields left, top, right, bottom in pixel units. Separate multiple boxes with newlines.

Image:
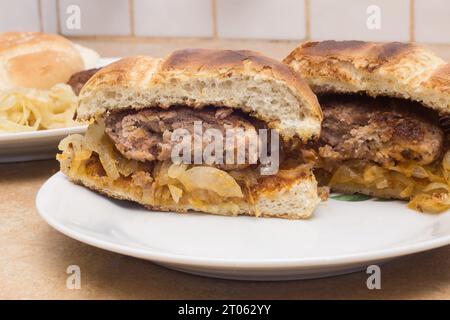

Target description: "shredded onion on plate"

left=0, top=84, right=80, bottom=132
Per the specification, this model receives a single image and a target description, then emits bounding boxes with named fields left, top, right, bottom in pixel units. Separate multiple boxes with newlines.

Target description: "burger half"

left=57, top=49, right=323, bottom=219
left=284, top=41, right=450, bottom=213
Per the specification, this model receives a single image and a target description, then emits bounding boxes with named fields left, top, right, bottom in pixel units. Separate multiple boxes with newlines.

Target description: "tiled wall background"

left=0, top=0, right=449, bottom=43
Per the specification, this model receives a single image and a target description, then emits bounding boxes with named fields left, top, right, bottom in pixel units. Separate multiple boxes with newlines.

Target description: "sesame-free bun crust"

left=284, top=41, right=450, bottom=115
left=77, top=49, right=322, bottom=141
left=0, top=32, right=97, bottom=90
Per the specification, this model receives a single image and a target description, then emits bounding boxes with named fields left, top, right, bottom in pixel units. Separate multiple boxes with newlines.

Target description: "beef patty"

left=318, top=95, right=444, bottom=166
left=67, top=68, right=100, bottom=95
left=104, top=106, right=264, bottom=170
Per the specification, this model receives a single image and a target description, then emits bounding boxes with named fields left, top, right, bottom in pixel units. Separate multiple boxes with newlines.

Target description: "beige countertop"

left=1, top=39, right=449, bottom=300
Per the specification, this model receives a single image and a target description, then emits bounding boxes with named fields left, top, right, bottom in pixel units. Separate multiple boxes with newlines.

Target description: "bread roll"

left=0, top=32, right=98, bottom=90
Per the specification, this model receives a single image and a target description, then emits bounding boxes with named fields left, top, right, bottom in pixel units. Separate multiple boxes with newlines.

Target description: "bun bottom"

left=63, top=167, right=319, bottom=219
left=315, top=157, right=450, bottom=213
left=63, top=169, right=319, bottom=219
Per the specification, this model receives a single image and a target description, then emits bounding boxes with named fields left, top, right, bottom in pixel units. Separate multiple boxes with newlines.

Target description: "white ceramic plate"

left=0, top=57, right=119, bottom=163
left=36, top=172, right=450, bottom=280
left=0, top=126, right=88, bottom=162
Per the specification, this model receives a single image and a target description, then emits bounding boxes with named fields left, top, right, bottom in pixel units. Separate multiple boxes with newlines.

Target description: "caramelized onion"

left=177, top=166, right=243, bottom=198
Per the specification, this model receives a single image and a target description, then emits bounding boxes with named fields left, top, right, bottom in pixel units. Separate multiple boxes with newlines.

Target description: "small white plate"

left=36, top=172, right=450, bottom=280
left=0, top=57, right=119, bottom=163
left=0, top=126, right=87, bottom=162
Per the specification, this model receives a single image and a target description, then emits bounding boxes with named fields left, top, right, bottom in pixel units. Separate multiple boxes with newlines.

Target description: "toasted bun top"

left=284, top=41, right=450, bottom=115
left=0, top=32, right=96, bottom=90
left=77, top=49, right=322, bottom=141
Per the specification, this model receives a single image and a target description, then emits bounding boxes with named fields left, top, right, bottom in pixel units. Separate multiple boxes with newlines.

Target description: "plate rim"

left=0, top=125, right=88, bottom=142
left=36, top=172, right=450, bottom=270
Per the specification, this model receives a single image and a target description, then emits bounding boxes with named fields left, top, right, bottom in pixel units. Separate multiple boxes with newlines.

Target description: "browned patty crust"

left=317, top=95, right=444, bottom=166
left=67, top=68, right=100, bottom=95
